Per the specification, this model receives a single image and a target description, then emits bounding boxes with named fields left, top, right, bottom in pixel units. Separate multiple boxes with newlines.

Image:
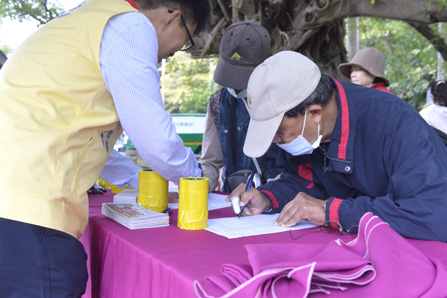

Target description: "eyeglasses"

left=168, top=9, right=195, bottom=51
left=289, top=221, right=359, bottom=241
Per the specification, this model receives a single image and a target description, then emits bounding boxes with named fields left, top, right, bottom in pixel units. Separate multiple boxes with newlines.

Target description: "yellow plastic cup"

left=177, top=177, right=209, bottom=230
left=137, top=169, right=168, bottom=212
left=98, top=177, right=112, bottom=189
left=110, top=184, right=123, bottom=194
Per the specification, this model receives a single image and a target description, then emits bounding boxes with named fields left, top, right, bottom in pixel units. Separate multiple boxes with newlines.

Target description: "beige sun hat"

left=243, top=51, right=321, bottom=158
left=338, top=47, right=389, bottom=87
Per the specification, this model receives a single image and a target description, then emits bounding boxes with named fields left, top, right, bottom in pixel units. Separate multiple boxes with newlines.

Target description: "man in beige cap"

left=231, top=51, right=447, bottom=242
left=338, top=47, right=394, bottom=94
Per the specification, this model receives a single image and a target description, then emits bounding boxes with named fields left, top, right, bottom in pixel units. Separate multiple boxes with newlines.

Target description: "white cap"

left=243, top=51, right=321, bottom=158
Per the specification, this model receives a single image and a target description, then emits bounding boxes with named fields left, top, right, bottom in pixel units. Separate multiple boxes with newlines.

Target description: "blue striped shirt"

left=99, top=12, right=201, bottom=185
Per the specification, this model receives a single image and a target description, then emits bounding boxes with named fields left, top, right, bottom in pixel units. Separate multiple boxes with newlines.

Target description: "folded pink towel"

left=194, top=212, right=447, bottom=298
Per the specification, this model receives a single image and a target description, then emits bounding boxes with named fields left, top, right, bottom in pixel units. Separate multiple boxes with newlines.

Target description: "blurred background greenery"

left=0, top=0, right=446, bottom=112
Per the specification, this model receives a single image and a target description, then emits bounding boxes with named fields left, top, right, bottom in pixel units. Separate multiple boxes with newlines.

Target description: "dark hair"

left=373, top=77, right=386, bottom=85
left=284, top=74, right=336, bottom=117
left=135, top=0, right=210, bottom=33
left=432, top=80, right=447, bottom=106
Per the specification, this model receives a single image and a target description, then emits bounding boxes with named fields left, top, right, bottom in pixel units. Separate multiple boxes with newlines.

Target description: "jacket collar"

left=125, top=0, right=139, bottom=10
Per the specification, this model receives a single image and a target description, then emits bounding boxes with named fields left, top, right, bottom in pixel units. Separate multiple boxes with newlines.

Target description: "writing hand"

left=238, top=187, right=270, bottom=216
left=226, top=184, right=271, bottom=216
left=274, top=192, right=325, bottom=227
left=225, top=183, right=247, bottom=202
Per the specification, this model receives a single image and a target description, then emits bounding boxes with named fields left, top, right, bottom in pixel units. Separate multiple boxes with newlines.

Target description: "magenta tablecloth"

left=80, top=192, right=447, bottom=298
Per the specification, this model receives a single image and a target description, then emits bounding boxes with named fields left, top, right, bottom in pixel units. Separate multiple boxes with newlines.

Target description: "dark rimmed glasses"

left=289, top=221, right=359, bottom=240
left=168, top=9, right=195, bottom=51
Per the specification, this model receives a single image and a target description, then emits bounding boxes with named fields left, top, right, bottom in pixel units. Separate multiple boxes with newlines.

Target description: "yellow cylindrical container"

left=110, top=184, right=123, bottom=194
left=137, top=169, right=168, bottom=212
left=178, top=177, right=209, bottom=230
left=98, top=177, right=112, bottom=189
left=110, top=184, right=133, bottom=193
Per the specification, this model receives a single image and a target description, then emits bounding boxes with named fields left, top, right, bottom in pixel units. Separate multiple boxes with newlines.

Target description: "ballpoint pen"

left=239, top=172, right=255, bottom=218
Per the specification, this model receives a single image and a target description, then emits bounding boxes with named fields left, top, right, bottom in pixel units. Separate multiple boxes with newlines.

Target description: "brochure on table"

left=102, top=203, right=169, bottom=230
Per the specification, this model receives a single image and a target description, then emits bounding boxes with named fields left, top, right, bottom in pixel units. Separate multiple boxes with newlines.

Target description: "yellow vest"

left=0, top=0, right=138, bottom=238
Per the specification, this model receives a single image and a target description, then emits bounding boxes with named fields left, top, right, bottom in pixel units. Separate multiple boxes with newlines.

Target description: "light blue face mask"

left=276, top=109, right=322, bottom=156
left=227, top=87, right=248, bottom=99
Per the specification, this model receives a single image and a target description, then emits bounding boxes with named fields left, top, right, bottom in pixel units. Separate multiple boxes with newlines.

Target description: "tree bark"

left=193, top=0, right=447, bottom=77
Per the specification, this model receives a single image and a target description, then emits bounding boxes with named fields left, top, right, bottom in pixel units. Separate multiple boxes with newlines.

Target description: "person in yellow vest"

left=0, top=0, right=210, bottom=296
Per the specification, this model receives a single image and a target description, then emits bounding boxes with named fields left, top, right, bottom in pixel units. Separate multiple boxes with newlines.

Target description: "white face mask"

left=227, top=87, right=247, bottom=99
left=276, top=109, right=323, bottom=156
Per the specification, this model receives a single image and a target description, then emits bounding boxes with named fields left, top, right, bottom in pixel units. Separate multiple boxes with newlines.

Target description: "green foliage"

left=357, top=17, right=441, bottom=109
left=428, top=0, right=447, bottom=11
left=161, top=52, right=220, bottom=114
left=0, top=45, right=11, bottom=56
left=1, top=0, right=62, bottom=24
left=0, top=0, right=63, bottom=24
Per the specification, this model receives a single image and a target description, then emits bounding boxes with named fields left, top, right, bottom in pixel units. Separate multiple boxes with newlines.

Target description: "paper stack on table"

left=102, top=203, right=169, bottom=230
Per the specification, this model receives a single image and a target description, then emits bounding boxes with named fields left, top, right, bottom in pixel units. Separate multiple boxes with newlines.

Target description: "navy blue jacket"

left=214, top=88, right=281, bottom=192
left=258, top=79, right=447, bottom=242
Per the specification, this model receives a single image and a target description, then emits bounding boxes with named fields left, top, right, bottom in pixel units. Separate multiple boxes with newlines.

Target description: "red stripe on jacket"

left=332, top=79, right=350, bottom=160
left=261, top=190, right=279, bottom=209
left=329, top=198, right=343, bottom=229
left=298, top=163, right=315, bottom=189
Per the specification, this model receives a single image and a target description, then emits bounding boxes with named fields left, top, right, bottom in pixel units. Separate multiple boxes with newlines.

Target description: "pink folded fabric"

left=194, top=212, right=447, bottom=298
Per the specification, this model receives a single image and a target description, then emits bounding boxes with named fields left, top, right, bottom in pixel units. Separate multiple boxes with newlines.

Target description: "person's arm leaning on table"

left=229, top=154, right=327, bottom=227
left=200, top=101, right=226, bottom=192
left=100, top=11, right=202, bottom=183
left=100, top=149, right=141, bottom=189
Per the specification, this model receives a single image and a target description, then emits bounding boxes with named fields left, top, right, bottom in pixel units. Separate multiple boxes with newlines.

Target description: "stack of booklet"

left=102, top=203, right=169, bottom=230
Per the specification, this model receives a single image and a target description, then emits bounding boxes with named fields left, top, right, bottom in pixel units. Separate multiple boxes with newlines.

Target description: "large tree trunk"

left=191, top=0, right=447, bottom=77
left=295, top=19, right=347, bottom=78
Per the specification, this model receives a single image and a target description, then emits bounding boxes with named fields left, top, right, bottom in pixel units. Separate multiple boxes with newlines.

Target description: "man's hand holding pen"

left=227, top=180, right=271, bottom=217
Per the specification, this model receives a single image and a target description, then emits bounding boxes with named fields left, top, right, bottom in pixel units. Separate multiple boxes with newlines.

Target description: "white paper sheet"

left=168, top=192, right=231, bottom=210
left=113, top=189, right=138, bottom=204
left=168, top=181, right=179, bottom=192
left=113, top=183, right=231, bottom=211
left=206, top=214, right=317, bottom=239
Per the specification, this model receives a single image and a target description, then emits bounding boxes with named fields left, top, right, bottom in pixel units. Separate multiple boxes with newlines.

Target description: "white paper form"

left=168, top=192, right=231, bottom=210
left=206, top=214, right=317, bottom=239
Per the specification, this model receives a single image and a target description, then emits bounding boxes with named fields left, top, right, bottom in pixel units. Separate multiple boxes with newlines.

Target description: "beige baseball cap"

left=243, top=51, right=321, bottom=158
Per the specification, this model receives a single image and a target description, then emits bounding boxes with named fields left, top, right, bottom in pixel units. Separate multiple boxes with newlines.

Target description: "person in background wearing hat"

left=338, top=47, right=394, bottom=95
left=0, top=0, right=210, bottom=296
left=231, top=51, right=447, bottom=242
left=199, top=21, right=281, bottom=193
left=420, top=80, right=447, bottom=135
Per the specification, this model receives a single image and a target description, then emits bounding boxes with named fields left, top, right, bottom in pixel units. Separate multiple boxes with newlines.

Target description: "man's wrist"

left=323, top=200, right=328, bottom=212
left=261, top=192, right=274, bottom=213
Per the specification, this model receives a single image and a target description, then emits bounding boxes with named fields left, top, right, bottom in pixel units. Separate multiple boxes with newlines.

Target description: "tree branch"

left=407, top=21, right=447, bottom=61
